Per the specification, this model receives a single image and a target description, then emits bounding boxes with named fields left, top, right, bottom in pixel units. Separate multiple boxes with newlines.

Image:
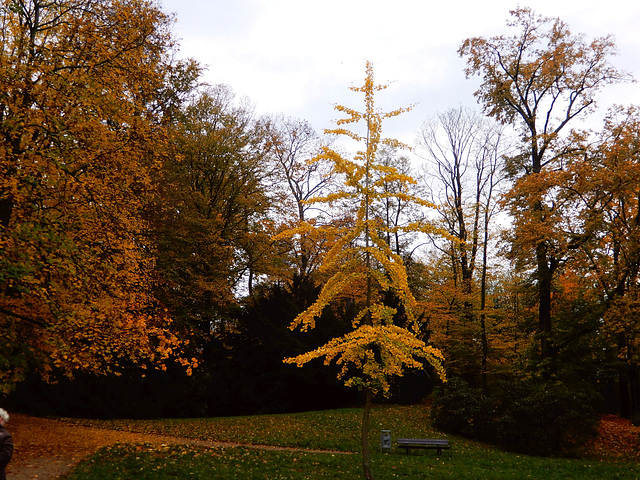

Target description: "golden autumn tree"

left=279, top=61, right=446, bottom=480
left=0, top=0, right=195, bottom=393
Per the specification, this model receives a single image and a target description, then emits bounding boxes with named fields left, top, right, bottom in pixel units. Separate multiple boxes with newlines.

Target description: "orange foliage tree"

left=0, top=0, right=194, bottom=393
left=568, top=106, right=640, bottom=417
left=460, top=7, right=628, bottom=366
left=278, top=62, right=446, bottom=480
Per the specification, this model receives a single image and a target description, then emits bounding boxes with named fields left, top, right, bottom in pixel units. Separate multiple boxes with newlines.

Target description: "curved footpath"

left=6, top=414, right=351, bottom=480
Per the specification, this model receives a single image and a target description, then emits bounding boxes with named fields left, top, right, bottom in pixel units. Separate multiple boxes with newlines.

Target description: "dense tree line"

left=1, top=1, right=639, bottom=437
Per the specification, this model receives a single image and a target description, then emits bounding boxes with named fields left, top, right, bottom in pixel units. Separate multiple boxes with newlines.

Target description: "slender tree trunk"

left=617, top=333, right=635, bottom=418
left=480, top=312, right=488, bottom=393
left=361, top=388, right=375, bottom=480
left=479, top=198, right=491, bottom=393
left=247, top=269, right=254, bottom=297
left=619, top=375, right=631, bottom=418
left=0, top=196, right=12, bottom=228
left=629, top=363, right=640, bottom=419
left=479, top=253, right=489, bottom=393
left=360, top=111, right=375, bottom=480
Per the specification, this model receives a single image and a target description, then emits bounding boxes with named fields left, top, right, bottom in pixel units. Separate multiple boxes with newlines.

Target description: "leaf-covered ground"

left=5, top=414, right=229, bottom=480
left=5, top=411, right=351, bottom=480
left=581, top=415, right=640, bottom=461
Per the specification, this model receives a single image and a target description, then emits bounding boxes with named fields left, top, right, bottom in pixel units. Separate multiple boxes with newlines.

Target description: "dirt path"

left=6, top=414, right=192, bottom=480
left=5, top=414, right=349, bottom=480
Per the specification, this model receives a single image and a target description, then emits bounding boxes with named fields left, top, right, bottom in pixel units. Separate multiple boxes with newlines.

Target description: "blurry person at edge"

left=0, top=409, right=12, bottom=480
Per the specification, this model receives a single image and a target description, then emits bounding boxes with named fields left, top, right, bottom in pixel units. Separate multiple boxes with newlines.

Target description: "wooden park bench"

left=397, top=438, right=451, bottom=455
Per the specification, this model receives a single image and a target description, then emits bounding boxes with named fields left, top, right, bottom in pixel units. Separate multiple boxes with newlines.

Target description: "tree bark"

left=479, top=196, right=490, bottom=393
left=536, top=242, right=555, bottom=364
left=361, top=389, right=375, bottom=480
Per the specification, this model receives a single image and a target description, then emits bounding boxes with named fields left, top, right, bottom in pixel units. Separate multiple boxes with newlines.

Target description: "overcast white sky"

left=159, top=0, right=640, bottom=146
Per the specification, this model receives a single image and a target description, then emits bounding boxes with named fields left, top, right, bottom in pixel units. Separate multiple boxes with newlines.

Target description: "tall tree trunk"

left=619, top=375, right=631, bottom=418
left=536, top=243, right=554, bottom=363
left=617, top=333, right=640, bottom=419
left=629, top=363, right=640, bottom=419
left=617, top=363, right=640, bottom=420
left=479, top=200, right=490, bottom=393
left=0, top=196, right=12, bottom=227
left=361, top=388, right=375, bottom=480
left=479, top=311, right=488, bottom=393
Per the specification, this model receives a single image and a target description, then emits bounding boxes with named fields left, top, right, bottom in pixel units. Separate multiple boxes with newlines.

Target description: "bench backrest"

left=397, top=438, right=449, bottom=446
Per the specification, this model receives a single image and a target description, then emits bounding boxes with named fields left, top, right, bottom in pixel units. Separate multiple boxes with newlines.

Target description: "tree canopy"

left=0, top=0, right=195, bottom=392
left=460, top=6, right=628, bottom=365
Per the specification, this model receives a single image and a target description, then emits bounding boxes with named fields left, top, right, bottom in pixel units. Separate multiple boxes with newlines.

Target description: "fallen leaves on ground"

left=582, top=415, right=640, bottom=461
left=6, top=413, right=191, bottom=479
left=8, top=414, right=177, bottom=462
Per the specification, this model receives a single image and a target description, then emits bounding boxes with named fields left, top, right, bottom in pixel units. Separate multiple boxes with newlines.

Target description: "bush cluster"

left=431, top=378, right=599, bottom=456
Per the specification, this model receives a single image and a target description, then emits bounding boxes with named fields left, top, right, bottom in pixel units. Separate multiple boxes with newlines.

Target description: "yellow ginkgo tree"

left=279, top=61, right=446, bottom=480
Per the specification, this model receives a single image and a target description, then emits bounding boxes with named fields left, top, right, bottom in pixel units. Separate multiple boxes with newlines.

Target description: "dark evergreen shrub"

left=431, top=378, right=493, bottom=438
left=432, top=377, right=599, bottom=457
left=492, top=381, right=598, bottom=456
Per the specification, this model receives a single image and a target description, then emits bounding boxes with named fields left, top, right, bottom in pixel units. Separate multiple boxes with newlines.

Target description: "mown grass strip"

left=66, top=443, right=639, bottom=480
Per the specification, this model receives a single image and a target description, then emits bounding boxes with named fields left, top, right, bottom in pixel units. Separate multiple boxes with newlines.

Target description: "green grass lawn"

left=64, top=405, right=433, bottom=452
left=63, top=405, right=639, bottom=480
